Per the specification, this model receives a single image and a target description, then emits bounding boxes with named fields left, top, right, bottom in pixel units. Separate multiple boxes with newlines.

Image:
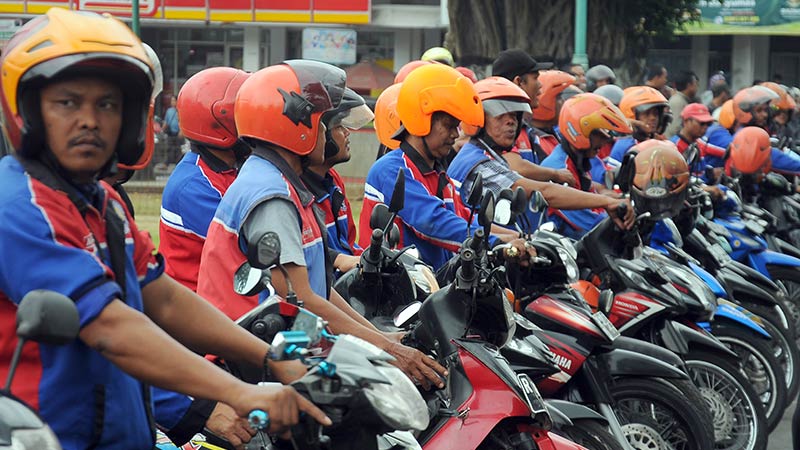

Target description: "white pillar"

left=243, top=27, right=260, bottom=72
left=691, top=35, right=709, bottom=91
left=731, top=35, right=769, bottom=91
left=393, top=29, right=413, bottom=72
left=268, top=27, right=287, bottom=65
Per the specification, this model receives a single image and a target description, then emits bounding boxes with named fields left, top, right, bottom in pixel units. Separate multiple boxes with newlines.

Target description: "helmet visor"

left=284, top=59, right=346, bottom=113
left=483, top=98, right=532, bottom=118
left=332, top=103, right=375, bottom=130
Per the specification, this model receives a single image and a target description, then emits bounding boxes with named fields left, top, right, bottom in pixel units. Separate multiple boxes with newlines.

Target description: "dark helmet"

left=321, top=87, right=374, bottom=159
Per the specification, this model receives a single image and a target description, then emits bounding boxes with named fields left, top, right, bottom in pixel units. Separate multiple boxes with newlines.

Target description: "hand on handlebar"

left=386, top=342, right=448, bottom=390
left=501, top=238, right=538, bottom=267
left=606, top=198, right=634, bottom=230
left=229, top=383, right=331, bottom=436
left=205, top=402, right=256, bottom=448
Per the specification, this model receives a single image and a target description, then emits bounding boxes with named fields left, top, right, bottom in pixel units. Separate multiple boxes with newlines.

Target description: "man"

left=360, top=64, right=526, bottom=271
left=160, top=67, right=251, bottom=292
left=563, top=62, right=587, bottom=91
left=706, top=83, right=731, bottom=114
left=665, top=70, right=699, bottom=137
left=446, top=77, right=633, bottom=233
left=421, top=46, right=455, bottom=67
left=607, top=86, right=671, bottom=174
left=585, top=64, right=616, bottom=92
left=0, top=9, right=328, bottom=449
left=670, top=103, right=720, bottom=156
left=541, top=93, right=634, bottom=238
left=529, top=70, right=577, bottom=157
left=645, top=63, right=672, bottom=98
left=491, top=49, right=574, bottom=184
left=197, top=61, right=448, bottom=390
left=301, top=88, right=373, bottom=268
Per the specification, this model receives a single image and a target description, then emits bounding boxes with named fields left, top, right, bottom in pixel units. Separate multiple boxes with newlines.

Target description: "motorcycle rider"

left=760, top=81, right=798, bottom=142
left=374, top=83, right=402, bottom=159
left=726, top=126, right=773, bottom=183
left=529, top=70, right=577, bottom=157
left=607, top=86, right=671, bottom=173
left=540, top=93, right=634, bottom=238
left=585, top=64, right=616, bottom=92
left=159, top=67, right=251, bottom=292
left=0, top=9, right=329, bottom=449
left=196, top=61, right=448, bottom=390
left=446, top=77, right=634, bottom=232
left=301, top=88, right=373, bottom=269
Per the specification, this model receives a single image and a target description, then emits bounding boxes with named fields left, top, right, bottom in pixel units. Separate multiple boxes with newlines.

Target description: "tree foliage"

left=446, top=0, right=705, bottom=83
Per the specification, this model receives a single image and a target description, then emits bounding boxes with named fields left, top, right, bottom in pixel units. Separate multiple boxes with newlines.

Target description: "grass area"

left=127, top=184, right=365, bottom=249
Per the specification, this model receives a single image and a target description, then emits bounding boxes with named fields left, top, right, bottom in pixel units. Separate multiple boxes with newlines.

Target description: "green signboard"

left=685, top=0, right=800, bottom=34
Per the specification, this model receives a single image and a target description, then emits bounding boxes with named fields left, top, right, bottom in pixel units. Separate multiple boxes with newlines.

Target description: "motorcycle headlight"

left=10, top=427, right=62, bottom=450
left=363, top=364, right=430, bottom=431
left=556, top=247, right=579, bottom=283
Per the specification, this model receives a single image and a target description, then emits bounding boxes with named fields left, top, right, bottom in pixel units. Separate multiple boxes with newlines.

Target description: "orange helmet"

left=462, top=76, right=530, bottom=136
left=733, top=86, right=778, bottom=125
left=178, top=67, right=250, bottom=149
left=718, top=99, right=735, bottom=129
left=558, top=93, right=631, bottom=150
left=619, top=86, right=668, bottom=120
left=1, top=8, right=154, bottom=166
left=235, top=60, right=345, bottom=156
left=119, top=42, right=163, bottom=171
left=455, top=66, right=478, bottom=83
left=728, top=126, right=772, bottom=175
left=533, top=70, right=576, bottom=122
left=394, top=60, right=432, bottom=84
left=630, top=139, right=690, bottom=220
left=374, top=83, right=403, bottom=149
left=759, top=81, right=796, bottom=112
left=396, top=64, right=483, bottom=137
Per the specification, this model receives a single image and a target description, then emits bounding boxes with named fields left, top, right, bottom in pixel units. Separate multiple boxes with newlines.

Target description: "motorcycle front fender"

left=755, top=249, right=800, bottom=275
left=660, top=320, right=739, bottom=359
left=594, top=347, right=688, bottom=380
left=713, top=303, right=771, bottom=339
left=545, top=399, right=607, bottom=426
left=611, top=335, right=685, bottom=369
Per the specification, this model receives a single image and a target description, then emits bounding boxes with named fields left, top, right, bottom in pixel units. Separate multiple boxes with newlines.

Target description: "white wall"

left=731, top=35, right=770, bottom=91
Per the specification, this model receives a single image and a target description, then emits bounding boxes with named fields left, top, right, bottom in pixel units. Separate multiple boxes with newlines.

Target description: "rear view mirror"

left=603, top=170, right=616, bottom=191
left=16, top=290, right=79, bottom=345
left=616, top=151, right=638, bottom=194
left=529, top=191, right=548, bottom=213
left=233, top=262, right=269, bottom=296
left=393, top=302, right=422, bottom=328
left=389, top=169, right=405, bottom=213
left=248, top=231, right=282, bottom=270
left=598, top=289, right=614, bottom=314
left=466, top=173, right=484, bottom=209
left=494, top=189, right=514, bottom=226
left=478, top=193, right=495, bottom=238
left=369, top=203, right=392, bottom=231
left=662, top=218, right=684, bottom=248
left=512, top=187, right=527, bottom=218
left=388, top=224, right=400, bottom=248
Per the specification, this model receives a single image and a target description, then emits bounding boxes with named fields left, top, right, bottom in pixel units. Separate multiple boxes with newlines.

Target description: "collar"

left=400, top=141, right=445, bottom=175
left=251, top=145, right=314, bottom=206
left=677, top=133, right=694, bottom=145
left=192, top=143, right=237, bottom=173
left=301, top=169, right=334, bottom=203
left=474, top=138, right=510, bottom=167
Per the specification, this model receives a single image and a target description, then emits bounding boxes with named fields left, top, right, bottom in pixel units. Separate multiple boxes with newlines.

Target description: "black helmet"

left=321, top=87, right=374, bottom=159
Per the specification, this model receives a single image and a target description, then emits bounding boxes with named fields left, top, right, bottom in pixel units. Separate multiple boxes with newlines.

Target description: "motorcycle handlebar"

left=367, top=229, right=384, bottom=264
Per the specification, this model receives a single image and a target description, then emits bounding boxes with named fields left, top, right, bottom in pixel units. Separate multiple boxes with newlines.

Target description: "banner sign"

left=302, top=28, right=357, bottom=65
left=686, top=0, right=800, bottom=35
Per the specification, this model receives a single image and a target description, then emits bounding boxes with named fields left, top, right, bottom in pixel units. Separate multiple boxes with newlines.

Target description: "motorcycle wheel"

left=610, top=377, right=715, bottom=450
left=685, top=351, right=768, bottom=450
left=712, top=321, right=788, bottom=431
left=768, top=266, right=800, bottom=339
left=757, top=317, right=800, bottom=400
left=555, top=419, right=624, bottom=450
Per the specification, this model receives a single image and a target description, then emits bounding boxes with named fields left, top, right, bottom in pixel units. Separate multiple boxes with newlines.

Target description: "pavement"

left=771, top=398, right=796, bottom=449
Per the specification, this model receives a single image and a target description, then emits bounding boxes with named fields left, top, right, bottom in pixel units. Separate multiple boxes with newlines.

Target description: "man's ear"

left=513, top=75, right=523, bottom=86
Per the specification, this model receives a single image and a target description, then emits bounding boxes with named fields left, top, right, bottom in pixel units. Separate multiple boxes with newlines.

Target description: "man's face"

left=329, top=124, right=351, bottom=164
left=517, top=72, right=542, bottom=109
left=686, top=78, right=699, bottom=98
left=752, top=103, right=770, bottom=126
left=638, top=107, right=660, bottom=133
left=40, top=77, right=123, bottom=182
left=485, top=112, right=519, bottom=148
left=426, top=113, right=460, bottom=159
left=652, top=69, right=668, bottom=89
left=774, top=110, right=790, bottom=126
left=587, top=131, right=613, bottom=158
left=684, top=118, right=711, bottom=140
left=309, top=120, right=327, bottom=165
left=571, top=65, right=587, bottom=91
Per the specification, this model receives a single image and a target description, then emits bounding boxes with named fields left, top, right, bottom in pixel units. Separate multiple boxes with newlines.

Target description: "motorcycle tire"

left=555, top=419, right=625, bottom=450
left=712, top=321, right=788, bottom=431
left=609, top=377, right=715, bottom=450
left=752, top=315, right=800, bottom=401
left=768, top=266, right=800, bottom=340
left=685, top=350, right=768, bottom=450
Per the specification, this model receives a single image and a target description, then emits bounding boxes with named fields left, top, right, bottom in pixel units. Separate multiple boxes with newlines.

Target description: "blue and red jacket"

left=159, top=149, right=238, bottom=292
left=0, top=156, right=164, bottom=450
left=359, top=142, right=477, bottom=270
left=302, top=168, right=362, bottom=257
left=608, top=136, right=637, bottom=169
left=540, top=144, right=607, bottom=239
left=197, top=148, right=329, bottom=320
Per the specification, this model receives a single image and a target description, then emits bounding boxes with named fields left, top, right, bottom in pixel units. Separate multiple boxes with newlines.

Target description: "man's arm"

left=505, top=151, right=575, bottom=185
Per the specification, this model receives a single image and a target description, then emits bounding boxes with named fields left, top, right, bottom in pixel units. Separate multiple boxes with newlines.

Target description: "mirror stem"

left=4, top=339, right=25, bottom=392
left=276, top=264, right=299, bottom=306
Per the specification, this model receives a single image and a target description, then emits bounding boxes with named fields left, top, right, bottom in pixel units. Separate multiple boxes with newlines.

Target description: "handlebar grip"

left=469, top=229, right=485, bottom=251
left=248, top=409, right=270, bottom=431
left=460, top=248, right=476, bottom=280
left=367, top=229, right=384, bottom=262
left=616, top=202, right=628, bottom=221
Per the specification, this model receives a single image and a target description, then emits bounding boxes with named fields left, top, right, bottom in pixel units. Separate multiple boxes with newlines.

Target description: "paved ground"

left=770, top=398, right=795, bottom=449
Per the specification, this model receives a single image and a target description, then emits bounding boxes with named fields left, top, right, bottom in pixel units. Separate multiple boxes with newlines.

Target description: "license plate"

left=517, top=373, right=547, bottom=415
left=592, top=311, right=621, bottom=341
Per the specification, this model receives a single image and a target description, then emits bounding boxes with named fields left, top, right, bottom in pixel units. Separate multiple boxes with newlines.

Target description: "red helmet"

left=394, top=60, right=432, bottom=84
left=178, top=67, right=250, bottom=149
left=235, top=60, right=345, bottom=156
left=630, top=140, right=690, bottom=220
left=533, top=70, right=576, bottom=122
left=455, top=66, right=478, bottom=83
left=728, top=126, right=772, bottom=175
left=759, top=81, right=796, bottom=112
left=733, top=86, right=778, bottom=125
left=558, top=93, right=631, bottom=150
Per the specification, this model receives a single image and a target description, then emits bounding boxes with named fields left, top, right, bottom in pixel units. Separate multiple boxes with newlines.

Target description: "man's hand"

left=227, top=383, right=331, bottom=435
left=269, top=359, right=308, bottom=383
left=333, top=254, right=360, bottom=273
left=205, top=403, right=255, bottom=449
left=702, top=185, right=726, bottom=201
left=502, top=238, right=537, bottom=267
left=385, top=331, right=406, bottom=343
left=386, top=342, right=447, bottom=390
left=605, top=198, right=634, bottom=230
left=552, top=169, right=576, bottom=186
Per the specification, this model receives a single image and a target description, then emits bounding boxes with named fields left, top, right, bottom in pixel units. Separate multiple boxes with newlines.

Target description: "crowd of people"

left=1, top=8, right=799, bottom=450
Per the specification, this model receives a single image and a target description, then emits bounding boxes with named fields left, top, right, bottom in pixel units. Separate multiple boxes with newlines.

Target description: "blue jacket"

left=608, top=136, right=637, bottom=168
